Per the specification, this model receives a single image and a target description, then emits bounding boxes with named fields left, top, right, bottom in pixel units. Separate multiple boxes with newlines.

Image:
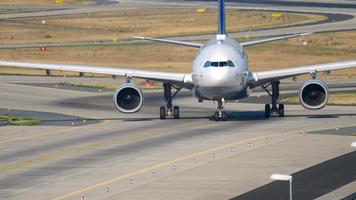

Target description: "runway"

left=0, top=0, right=355, bottom=199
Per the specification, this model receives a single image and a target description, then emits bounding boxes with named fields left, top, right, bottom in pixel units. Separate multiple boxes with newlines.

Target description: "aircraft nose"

left=202, top=68, right=232, bottom=86
left=213, top=67, right=232, bottom=80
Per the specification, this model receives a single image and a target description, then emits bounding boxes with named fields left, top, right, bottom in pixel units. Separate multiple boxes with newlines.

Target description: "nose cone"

left=202, top=67, right=235, bottom=87
left=210, top=67, right=228, bottom=81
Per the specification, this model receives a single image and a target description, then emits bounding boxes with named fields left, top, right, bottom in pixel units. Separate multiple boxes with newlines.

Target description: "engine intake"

left=299, top=79, right=329, bottom=110
left=113, top=84, right=143, bottom=113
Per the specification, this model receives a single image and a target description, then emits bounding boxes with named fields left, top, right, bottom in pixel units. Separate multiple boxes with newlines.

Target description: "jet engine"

left=113, top=83, right=143, bottom=113
left=299, top=79, right=329, bottom=110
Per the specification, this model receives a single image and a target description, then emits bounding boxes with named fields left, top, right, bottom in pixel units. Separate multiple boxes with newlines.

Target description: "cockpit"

left=203, top=60, right=235, bottom=68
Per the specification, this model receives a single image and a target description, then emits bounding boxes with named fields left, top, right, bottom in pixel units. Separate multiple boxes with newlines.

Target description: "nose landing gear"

left=213, top=99, right=227, bottom=121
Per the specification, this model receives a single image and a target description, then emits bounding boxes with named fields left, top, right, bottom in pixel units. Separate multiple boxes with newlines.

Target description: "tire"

left=160, top=106, right=166, bottom=120
left=173, top=106, right=180, bottom=119
left=265, top=104, right=271, bottom=118
left=221, top=111, right=227, bottom=121
left=278, top=104, right=285, bottom=117
left=214, top=111, right=220, bottom=121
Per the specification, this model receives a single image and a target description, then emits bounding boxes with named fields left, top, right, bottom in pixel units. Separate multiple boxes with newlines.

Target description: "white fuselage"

left=192, top=36, right=250, bottom=100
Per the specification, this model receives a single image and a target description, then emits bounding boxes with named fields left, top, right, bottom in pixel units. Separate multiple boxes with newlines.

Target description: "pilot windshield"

left=203, top=60, right=235, bottom=68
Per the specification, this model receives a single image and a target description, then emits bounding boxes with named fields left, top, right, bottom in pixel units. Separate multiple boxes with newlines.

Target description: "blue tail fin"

left=218, top=0, right=226, bottom=35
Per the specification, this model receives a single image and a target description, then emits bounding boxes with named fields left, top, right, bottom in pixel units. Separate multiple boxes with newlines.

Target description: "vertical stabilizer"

left=218, top=0, right=226, bottom=35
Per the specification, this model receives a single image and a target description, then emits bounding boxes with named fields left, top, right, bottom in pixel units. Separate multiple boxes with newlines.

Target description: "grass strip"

left=0, top=114, right=41, bottom=126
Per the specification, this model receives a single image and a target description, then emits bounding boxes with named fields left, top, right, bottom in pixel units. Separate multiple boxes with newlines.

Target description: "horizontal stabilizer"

left=132, top=36, right=202, bottom=48
left=241, top=32, right=312, bottom=47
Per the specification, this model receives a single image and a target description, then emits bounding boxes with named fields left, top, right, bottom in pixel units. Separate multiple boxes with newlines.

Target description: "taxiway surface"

left=0, top=76, right=355, bottom=200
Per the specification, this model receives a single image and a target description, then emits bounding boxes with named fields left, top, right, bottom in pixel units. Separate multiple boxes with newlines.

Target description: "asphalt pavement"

left=0, top=76, right=355, bottom=199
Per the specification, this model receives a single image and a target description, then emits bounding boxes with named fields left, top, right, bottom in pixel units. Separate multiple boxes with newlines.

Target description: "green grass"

left=0, top=114, right=41, bottom=126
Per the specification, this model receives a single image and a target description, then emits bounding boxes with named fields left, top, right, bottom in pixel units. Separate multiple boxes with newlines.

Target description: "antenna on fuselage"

left=217, top=0, right=227, bottom=42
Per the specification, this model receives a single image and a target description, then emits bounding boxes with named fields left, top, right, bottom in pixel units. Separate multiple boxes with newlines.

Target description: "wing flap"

left=132, top=36, right=202, bottom=48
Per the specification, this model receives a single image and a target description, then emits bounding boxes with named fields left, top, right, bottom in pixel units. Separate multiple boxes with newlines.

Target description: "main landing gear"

left=213, top=99, right=227, bottom=121
left=262, top=81, right=285, bottom=118
left=160, top=83, right=181, bottom=120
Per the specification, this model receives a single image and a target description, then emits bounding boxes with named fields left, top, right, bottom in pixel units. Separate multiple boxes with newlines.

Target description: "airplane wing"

left=132, top=36, right=203, bottom=48
left=248, top=60, right=356, bottom=87
left=0, top=61, right=193, bottom=87
left=240, top=32, right=312, bottom=47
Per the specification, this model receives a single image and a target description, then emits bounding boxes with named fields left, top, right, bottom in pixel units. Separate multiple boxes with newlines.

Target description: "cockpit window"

left=220, top=62, right=228, bottom=67
left=227, top=60, right=235, bottom=67
left=203, top=61, right=211, bottom=68
left=211, top=62, right=219, bottom=67
left=203, top=60, right=235, bottom=68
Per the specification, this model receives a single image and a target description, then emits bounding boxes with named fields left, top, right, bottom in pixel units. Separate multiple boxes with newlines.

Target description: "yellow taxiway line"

left=54, top=133, right=286, bottom=200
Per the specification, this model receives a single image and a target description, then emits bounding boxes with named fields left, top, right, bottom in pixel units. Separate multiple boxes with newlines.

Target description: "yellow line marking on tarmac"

left=0, top=120, right=207, bottom=174
left=54, top=133, right=284, bottom=200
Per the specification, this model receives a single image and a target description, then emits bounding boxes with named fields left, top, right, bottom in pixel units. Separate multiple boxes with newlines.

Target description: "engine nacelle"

left=113, top=83, right=143, bottom=113
left=299, top=79, right=329, bottom=110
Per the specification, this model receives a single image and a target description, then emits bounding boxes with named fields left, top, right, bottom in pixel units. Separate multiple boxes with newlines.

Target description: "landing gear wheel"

left=221, top=111, right=227, bottom=121
left=214, top=111, right=220, bottom=121
left=160, top=106, right=166, bottom=120
left=173, top=106, right=180, bottom=119
left=214, top=111, right=227, bottom=121
left=278, top=104, right=285, bottom=117
left=263, top=81, right=285, bottom=118
left=161, top=82, right=182, bottom=120
left=265, top=104, right=271, bottom=118
left=213, top=99, right=226, bottom=122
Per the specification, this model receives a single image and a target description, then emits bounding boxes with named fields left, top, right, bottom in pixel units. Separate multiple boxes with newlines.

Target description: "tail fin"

left=218, top=0, right=226, bottom=35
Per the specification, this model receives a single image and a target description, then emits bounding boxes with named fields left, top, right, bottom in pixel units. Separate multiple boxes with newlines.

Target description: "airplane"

left=1, top=0, right=356, bottom=121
